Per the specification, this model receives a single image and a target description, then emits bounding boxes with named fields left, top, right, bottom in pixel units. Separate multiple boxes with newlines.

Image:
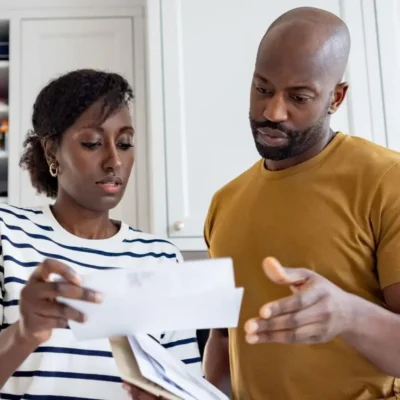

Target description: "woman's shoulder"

left=122, top=227, right=182, bottom=259
left=0, top=204, right=51, bottom=231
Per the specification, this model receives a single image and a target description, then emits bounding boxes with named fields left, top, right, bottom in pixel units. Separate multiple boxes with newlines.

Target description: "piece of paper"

left=110, top=336, right=182, bottom=400
left=133, top=334, right=228, bottom=400
left=128, top=333, right=229, bottom=400
left=128, top=335, right=195, bottom=400
left=57, top=257, right=244, bottom=341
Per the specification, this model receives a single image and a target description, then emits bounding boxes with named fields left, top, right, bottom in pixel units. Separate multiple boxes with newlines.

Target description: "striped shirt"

left=0, top=204, right=202, bottom=399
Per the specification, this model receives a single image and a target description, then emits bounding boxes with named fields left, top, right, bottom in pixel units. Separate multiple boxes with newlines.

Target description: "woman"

left=0, top=69, right=201, bottom=399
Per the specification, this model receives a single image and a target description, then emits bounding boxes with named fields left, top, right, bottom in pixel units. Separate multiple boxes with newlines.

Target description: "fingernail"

left=246, top=334, right=259, bottom=344
left=260, top=307, right=271, bottom=319
left=122, top=383, right=131, bottom=393
left=94, top=292, right=103, bottom=303
left=72, top=273, right=82, bottom=284
left=245, top=320, right=258, bottom=334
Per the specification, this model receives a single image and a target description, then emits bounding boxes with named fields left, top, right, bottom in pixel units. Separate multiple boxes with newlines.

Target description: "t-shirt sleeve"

left=204, top=193, right=219, bottom=252
left=371, top=162, right=400, bottom=288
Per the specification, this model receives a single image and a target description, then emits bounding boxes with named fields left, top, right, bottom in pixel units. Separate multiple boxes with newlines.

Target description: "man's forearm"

left=204, top=329, right=231, bottom=396
left=0, top=322, right=38, bottom=388
left=342, top=295, right=400, bottom=377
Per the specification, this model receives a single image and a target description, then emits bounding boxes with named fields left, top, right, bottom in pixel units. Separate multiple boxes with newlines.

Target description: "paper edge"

left=109, top=336, right=183, bottom=400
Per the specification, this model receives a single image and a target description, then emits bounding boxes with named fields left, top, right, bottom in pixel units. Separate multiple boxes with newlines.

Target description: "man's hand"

left=244, top=257, right=356, bottom=344
left=122, top=382, right=165, bottom=399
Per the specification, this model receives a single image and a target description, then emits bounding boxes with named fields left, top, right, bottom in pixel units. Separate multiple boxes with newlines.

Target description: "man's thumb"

left=262, top=257, right=309, bottom=286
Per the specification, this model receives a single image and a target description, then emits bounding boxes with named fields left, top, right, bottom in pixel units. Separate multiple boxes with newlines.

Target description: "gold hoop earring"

left=49, top=163, right=58, bottom=178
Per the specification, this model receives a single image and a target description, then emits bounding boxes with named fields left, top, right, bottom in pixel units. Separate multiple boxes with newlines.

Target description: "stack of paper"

left=57, top=257, right=243, bottom=341
left=110, top=333, right=229, bottom=400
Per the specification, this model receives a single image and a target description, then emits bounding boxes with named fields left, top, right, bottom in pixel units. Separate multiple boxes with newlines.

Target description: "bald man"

left=204, top=7, right=400, bottom=400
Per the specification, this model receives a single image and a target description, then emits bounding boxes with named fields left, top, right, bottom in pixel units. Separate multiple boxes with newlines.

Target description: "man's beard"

left=249, top=113, right=328, bottom=161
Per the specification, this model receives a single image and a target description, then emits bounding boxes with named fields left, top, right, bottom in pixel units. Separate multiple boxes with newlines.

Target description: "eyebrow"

left=253, top=73, right=318, bottom=93
left=79, top=125, right=135, bottom=134
left=119, top=126, right=135, bottom=134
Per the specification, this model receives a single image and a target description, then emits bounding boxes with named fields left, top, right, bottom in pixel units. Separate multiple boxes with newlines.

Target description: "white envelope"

left=127, top=333, right=229, bottom=400
left=57, top=257, right=244, bottom=341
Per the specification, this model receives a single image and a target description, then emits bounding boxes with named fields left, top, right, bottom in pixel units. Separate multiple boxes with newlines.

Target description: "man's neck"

left=264, top=130, right=336, bottom=171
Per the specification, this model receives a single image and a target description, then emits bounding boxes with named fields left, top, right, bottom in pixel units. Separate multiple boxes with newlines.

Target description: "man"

left=204, top=6, right=400, bottom=400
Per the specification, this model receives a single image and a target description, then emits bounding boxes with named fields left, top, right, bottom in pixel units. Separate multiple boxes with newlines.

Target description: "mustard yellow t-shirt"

left=205, top=132, right=400, bottom=400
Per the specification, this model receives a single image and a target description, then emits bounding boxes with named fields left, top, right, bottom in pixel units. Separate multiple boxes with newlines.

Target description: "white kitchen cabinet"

left=0, top=0, right=393, bottom=251
left=7, top=3, right=148, bottom=229
left=375, top=0, right=400, bottom=152
left=147, top=0, right=386, bottom=250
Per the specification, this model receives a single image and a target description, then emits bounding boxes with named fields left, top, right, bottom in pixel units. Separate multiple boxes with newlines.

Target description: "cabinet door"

left=18, top=17, right=140, bottom=227
left=375, top=0, right=400, bottom=151
left=155, top=0, right=384, bottom=248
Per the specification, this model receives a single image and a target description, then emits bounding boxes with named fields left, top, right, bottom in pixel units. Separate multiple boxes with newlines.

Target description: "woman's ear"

left=41, top=138, right=58, bottom=166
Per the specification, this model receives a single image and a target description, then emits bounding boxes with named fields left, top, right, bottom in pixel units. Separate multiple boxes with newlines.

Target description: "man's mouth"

left=256, top=128, right=289, bottom=147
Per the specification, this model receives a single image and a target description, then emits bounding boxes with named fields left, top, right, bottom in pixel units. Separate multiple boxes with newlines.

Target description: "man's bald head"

left=258, top=7, right=351, bottom=84
left=249, top=7, right=351, bottom=166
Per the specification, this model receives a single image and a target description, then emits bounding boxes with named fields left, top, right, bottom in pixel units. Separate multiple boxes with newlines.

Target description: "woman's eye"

left=81, top=142, right=101, bottom=149
left=118, top=143, right=134, bottom=150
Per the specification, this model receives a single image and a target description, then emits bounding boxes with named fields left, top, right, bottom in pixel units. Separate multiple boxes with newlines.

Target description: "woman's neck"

left=51, top=196, right=118, bottom=240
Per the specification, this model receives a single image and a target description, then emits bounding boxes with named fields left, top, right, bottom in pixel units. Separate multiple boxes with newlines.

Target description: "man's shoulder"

left=211, top=160, right=262, bottom=205
left=343, top=134, right=400, bottom=173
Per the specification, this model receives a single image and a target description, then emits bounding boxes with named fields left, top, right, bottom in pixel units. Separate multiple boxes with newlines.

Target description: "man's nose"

left=263, top=94, right=288, bottom=123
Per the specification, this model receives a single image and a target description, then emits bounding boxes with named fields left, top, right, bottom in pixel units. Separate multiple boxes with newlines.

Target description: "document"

left=57, top=257, right=243, bottom=341
left=110, top=333, right=229, bottom=400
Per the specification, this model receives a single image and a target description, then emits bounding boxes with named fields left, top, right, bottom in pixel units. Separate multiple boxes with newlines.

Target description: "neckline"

left=259, top=131, right=347, bottom=180
left=41, top=205, right=129, bottom=246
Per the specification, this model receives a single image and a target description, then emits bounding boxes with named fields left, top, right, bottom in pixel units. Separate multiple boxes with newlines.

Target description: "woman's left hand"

left=122, top=382, right=165, bottom=399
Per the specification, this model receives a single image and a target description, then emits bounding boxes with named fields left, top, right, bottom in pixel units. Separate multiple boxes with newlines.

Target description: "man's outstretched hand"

left=244, top=257, right=357, bottom=344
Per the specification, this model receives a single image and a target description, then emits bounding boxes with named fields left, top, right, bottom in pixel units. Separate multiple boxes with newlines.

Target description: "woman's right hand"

left=18, top=258, right=103, bottom=345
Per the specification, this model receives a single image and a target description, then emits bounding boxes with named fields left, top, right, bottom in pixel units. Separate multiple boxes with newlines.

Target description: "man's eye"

left=256, top=86, right=266, bottom=94
left=81, top=142, right=101, bottom=149
left=292, top=95, right=311, bottom=104
left=256, top=87, right=273, bottom=95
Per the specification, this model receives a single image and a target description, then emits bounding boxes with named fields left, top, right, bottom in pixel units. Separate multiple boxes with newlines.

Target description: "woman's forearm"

left=0, top=322, right=38, bottom=388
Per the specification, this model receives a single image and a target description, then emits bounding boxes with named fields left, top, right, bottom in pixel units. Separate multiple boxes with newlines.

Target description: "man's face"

left=249, top=26, right=345, bottom=161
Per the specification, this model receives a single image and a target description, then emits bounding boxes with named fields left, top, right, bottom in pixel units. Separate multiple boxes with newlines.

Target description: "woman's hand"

left=18, top=258, right=103, bottom=345
left=122, top=382, right=166, bottom=399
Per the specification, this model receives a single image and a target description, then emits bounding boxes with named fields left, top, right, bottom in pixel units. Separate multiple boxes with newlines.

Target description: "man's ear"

left=328, top=82, right=349, bottom=115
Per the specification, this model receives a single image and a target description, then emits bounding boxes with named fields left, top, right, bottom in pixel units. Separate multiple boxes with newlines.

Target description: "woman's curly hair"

left=19, top=69, right=134, bottom=198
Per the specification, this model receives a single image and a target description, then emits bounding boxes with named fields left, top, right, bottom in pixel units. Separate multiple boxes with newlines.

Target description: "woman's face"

left=51, top=100, right=135, bottom=213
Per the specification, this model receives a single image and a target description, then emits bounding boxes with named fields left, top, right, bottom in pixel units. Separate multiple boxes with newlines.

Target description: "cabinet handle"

left=174, top=221, right=184, bottom=231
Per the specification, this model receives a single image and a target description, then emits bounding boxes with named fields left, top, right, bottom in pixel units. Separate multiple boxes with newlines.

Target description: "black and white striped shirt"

left=0, top=204, right=201, bottom=399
